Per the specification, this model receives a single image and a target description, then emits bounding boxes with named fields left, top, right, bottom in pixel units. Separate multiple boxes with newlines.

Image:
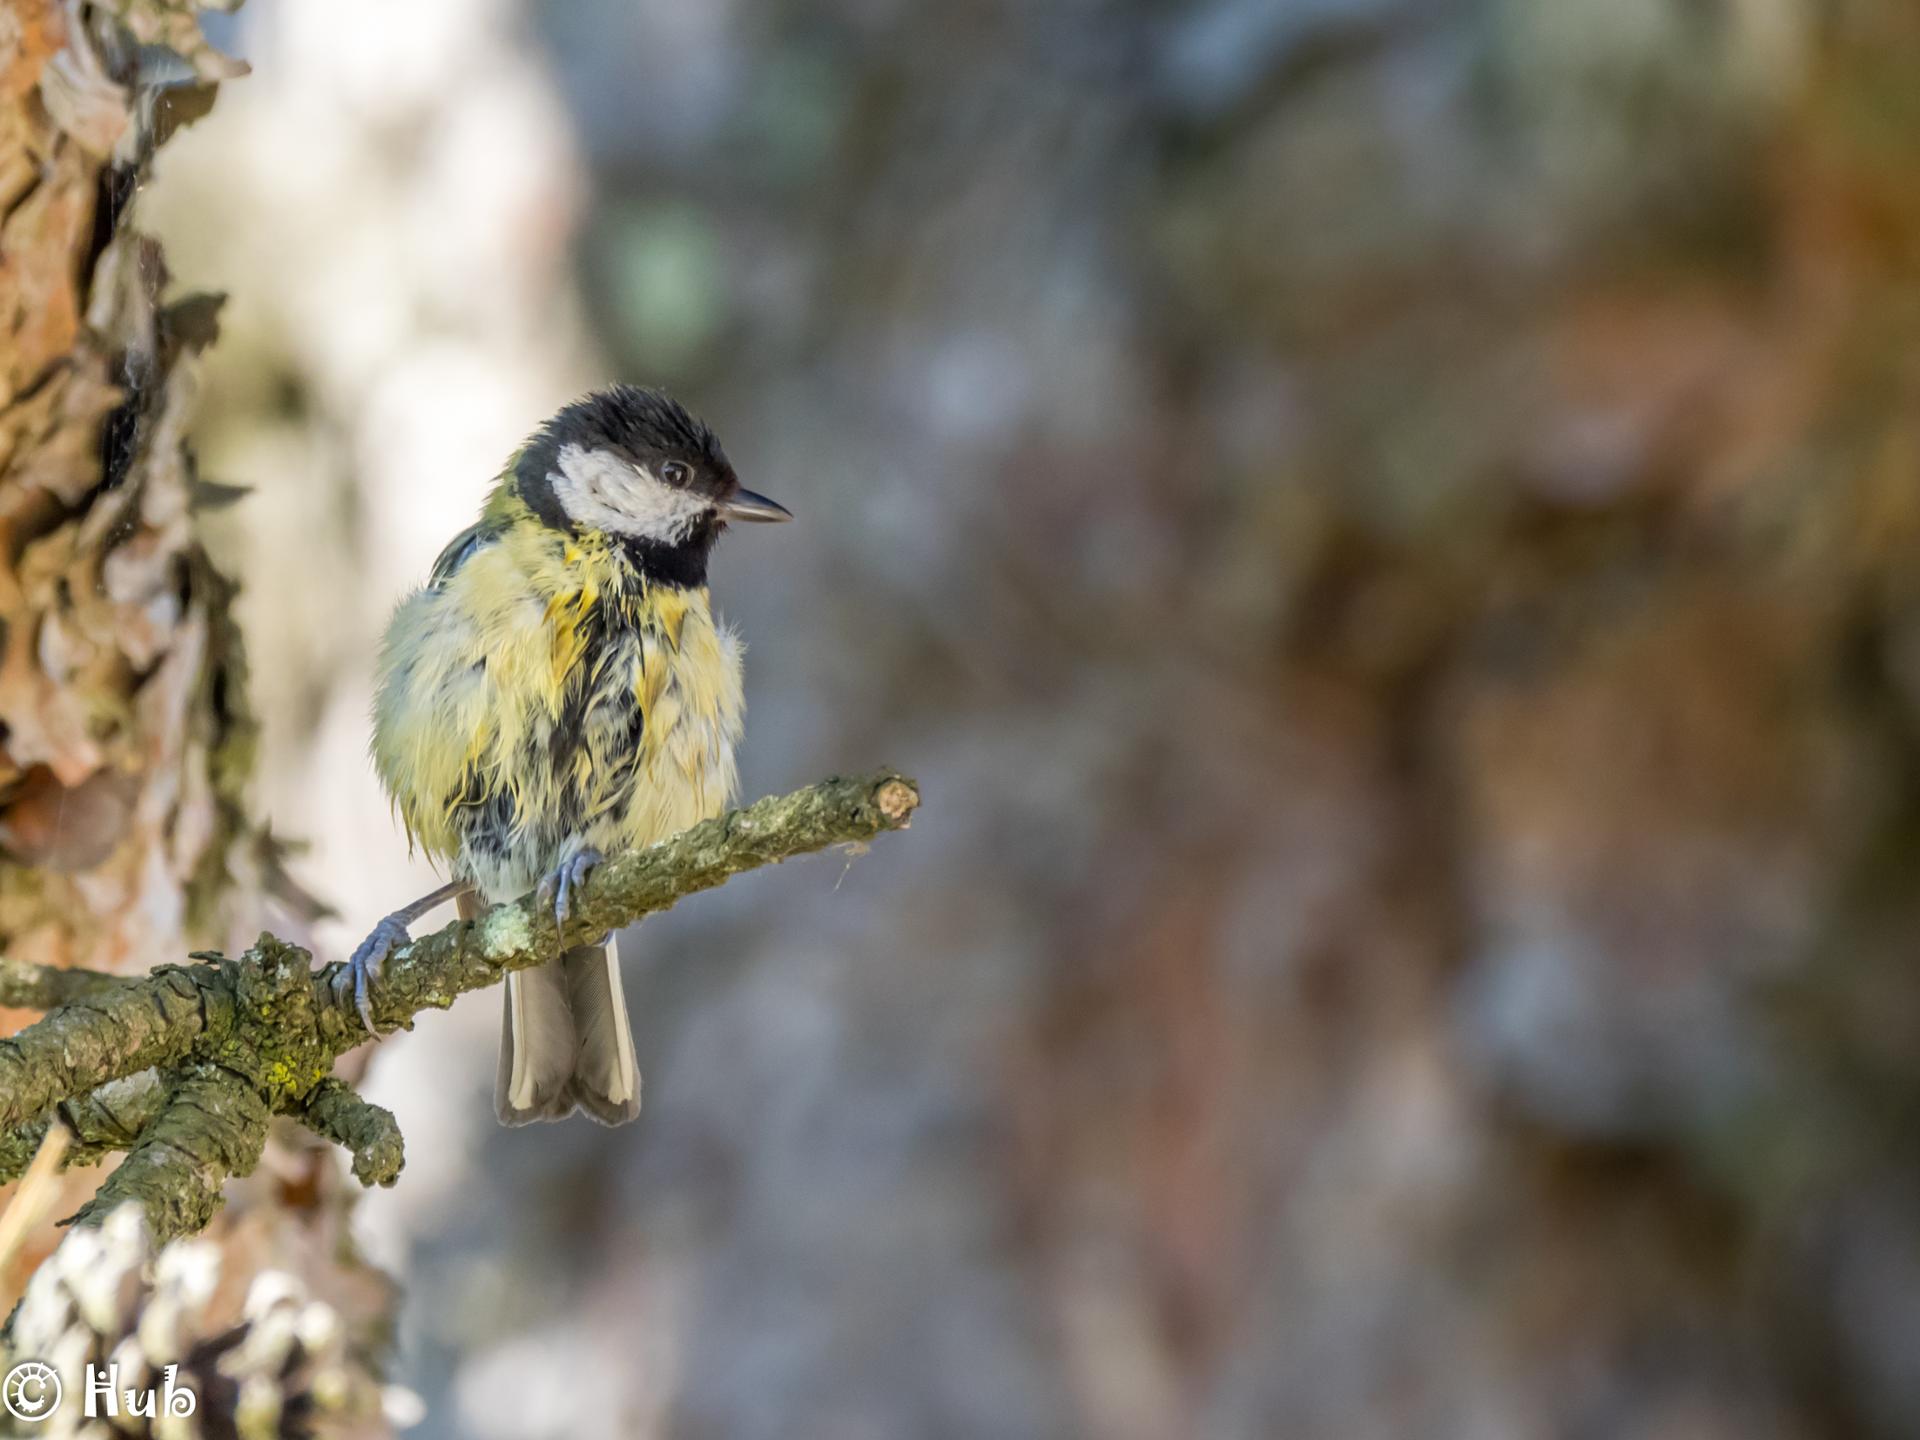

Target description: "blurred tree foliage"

left=535, top=2, right=1920, bottom=1437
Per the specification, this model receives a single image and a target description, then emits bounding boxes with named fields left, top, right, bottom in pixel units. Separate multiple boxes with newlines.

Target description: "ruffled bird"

left=351, top=386, right=790, bottom=1124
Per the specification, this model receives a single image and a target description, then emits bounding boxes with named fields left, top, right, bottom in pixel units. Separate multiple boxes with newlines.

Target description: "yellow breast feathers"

left=370, top=510, right=744, bottom=895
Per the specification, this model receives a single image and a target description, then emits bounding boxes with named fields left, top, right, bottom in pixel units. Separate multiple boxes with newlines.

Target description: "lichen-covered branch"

left=67, top=1065, right=271, bottom=1238
left=0, top=963, right=233, bottom=1133
left=297, top=1079, right=403, bottom=1188
left=0, top=1070, right=165, bottom=1184
left=355, top=771, right=921, bottom=1035
left=0, top=770, right=918, bottom=1240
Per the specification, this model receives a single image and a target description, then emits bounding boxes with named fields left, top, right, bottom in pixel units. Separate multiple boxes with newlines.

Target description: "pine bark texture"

left=0, top=0, right=273, bottom=1304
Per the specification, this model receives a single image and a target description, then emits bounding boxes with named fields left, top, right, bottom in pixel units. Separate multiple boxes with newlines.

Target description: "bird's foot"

left=536, top=847, right=603, bottom=927
left=340, top=912, right=412, bottom=1038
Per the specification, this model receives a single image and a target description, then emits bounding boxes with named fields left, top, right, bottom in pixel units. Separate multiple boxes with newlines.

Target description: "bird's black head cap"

left=515, top=385, right=757, bottom=586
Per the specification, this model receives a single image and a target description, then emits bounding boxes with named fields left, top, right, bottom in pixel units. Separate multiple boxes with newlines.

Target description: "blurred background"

left=132, top=0, right=1920, bottom=1436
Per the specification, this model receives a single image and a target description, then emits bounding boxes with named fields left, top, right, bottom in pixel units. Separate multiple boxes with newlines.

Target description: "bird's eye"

left=659, top=461, right=691, bottom=487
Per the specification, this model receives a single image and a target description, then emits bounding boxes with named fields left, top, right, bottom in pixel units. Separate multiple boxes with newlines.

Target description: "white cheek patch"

left=551, top=442, right=711, bottom=543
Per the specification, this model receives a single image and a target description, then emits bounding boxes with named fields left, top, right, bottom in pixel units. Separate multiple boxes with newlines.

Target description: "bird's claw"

left=341, top=913, right=412, bottom=1038
left=536, top=848, right=603, bottom=928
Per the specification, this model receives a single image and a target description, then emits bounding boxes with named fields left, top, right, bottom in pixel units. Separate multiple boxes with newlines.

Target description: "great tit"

left=349, top=385, right=790, bottom=1125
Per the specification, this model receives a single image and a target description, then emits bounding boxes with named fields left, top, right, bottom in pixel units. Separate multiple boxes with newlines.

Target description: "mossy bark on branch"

left=0, top=770, right=919, bottom=1240
left=0, top=1070, right=163, bottom=1184
left=362, top=771, right=922, bottom=1031
left=298, top=1079, right=403, bottom=1188
left=0, top=963, right=231, bottom=1131
left=68, top=1065, right=270, bottom=1241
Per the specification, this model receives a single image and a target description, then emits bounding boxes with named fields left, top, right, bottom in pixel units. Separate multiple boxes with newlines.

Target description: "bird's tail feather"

left=480, top=888, right=641, bottom=1127
left=563, top=942, right=642, bottom=1126
left=497, top=961, right=578, bottom=1125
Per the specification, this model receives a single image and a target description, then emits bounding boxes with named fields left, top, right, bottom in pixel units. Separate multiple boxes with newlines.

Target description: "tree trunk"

left=0, top=0, right=357, bottom=1318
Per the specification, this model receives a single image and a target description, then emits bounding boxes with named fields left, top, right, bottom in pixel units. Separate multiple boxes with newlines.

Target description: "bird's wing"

left=371, top=528, right=536, bottom=863
left=428, top=518, right=503, bottom=589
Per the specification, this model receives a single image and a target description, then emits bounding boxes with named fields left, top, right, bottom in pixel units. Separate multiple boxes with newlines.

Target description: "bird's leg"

left=341, top=880, right=470, bottom=1038
left=536, top=847, right=603, bottom=929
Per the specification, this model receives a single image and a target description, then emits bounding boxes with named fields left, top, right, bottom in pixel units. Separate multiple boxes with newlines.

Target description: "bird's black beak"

left=723, top=488, right=793, bottom=524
